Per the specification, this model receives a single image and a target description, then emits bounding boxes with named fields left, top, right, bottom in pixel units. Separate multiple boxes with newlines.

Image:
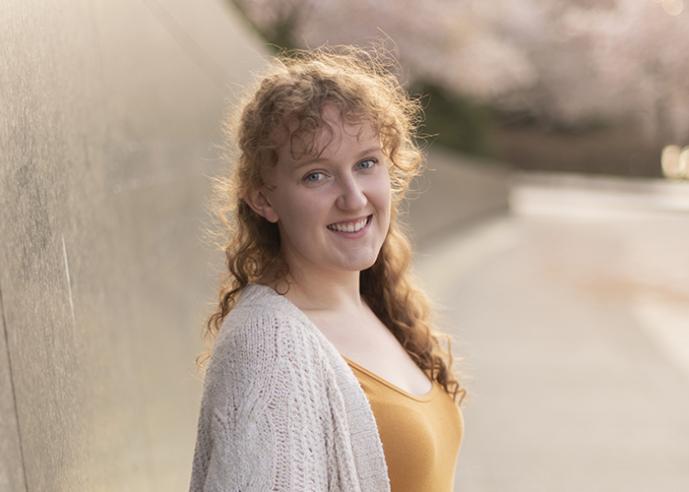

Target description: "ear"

left=243, top=187, right=279, bottom=223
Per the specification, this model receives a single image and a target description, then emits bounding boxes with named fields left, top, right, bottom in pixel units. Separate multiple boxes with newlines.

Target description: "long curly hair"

left=198, top=45, right=466, bottom=407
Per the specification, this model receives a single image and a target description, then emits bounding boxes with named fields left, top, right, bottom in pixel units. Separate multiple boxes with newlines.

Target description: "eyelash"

left=303, top=158, right=378, bottom=184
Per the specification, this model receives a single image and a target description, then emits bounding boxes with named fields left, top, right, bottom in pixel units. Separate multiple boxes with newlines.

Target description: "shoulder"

left=204, top=284, right=326, bottom=394
left=199, top=286, right=336, bottom=428
left=212, top=285, right=315, bottom=362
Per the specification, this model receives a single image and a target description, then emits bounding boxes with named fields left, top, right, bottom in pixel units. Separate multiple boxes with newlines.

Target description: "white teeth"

left=328, top=216, right=369, bottom=233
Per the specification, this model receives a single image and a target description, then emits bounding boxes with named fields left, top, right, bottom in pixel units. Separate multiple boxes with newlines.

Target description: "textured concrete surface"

left=0, top=1, right=266, bottom=490
left=414, top=186, right=689, bottom=491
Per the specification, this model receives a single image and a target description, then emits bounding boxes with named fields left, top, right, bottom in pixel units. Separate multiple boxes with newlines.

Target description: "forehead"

left=276, top=104, right=380, bottom=166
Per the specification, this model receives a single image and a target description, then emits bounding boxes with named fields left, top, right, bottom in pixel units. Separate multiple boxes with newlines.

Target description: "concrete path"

left=411, top=164, right=689, bottom=491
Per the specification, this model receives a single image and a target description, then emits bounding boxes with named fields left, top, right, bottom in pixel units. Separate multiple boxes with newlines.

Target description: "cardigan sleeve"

left=189, top=310, right=331, bottom=492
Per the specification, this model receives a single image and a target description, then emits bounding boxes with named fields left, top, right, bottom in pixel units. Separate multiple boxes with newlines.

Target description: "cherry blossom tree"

left=233, top=0, right=689, bottom=144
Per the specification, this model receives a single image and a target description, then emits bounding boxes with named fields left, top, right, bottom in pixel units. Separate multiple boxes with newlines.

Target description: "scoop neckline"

left=246, top=283, right=436, bottom=402
left=342, top=355, right=435, bottom=402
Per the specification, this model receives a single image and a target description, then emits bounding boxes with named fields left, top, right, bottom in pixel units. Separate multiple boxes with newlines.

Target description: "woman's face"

left=253, top=104, right=392, bottom=278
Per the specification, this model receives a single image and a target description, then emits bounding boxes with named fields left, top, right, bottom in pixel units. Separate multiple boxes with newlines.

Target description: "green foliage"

left=410, top=82, right=494, bottom=157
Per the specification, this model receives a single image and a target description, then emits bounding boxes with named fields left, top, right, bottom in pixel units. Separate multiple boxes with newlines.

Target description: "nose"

left=335, top=173, right=367, bottom=211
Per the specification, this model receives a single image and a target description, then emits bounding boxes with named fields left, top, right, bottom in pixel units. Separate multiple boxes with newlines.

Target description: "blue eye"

left=303, top=171, right=325, bottom=183
left=358, top=158, right=378, bottom=169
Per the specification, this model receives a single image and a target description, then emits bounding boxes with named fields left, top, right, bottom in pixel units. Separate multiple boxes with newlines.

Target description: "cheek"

left=374, top=172, right=392, bottom=208
left=278, top=193, right=327, bottom=230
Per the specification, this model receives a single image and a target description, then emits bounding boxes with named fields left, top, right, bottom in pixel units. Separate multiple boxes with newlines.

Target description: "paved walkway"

left=411, top=163, right=689, bottom=491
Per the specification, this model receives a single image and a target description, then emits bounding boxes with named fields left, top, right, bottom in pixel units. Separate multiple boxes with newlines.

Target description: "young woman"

left=189, top=46, right=466, bottom=492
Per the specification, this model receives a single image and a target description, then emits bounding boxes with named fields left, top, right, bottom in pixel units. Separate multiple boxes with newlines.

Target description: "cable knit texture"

left=189, top=283, right=391, bottom=491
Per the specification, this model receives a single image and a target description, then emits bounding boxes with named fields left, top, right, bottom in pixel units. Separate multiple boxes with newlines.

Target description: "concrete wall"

left=0, top=1, right=267, bottom=490
left=406, top=148, right=511, bottom=252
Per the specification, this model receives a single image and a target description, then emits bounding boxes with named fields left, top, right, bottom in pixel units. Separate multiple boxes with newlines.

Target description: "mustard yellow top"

left=343, top=356, right=464, bottom=492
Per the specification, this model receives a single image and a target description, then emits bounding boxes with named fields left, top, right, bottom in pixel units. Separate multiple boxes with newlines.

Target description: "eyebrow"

left=293, top=146, right=382, bottom=170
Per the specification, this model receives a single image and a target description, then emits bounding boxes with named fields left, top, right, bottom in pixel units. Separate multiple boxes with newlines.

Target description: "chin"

left=342, top=254, right=379, bottom=272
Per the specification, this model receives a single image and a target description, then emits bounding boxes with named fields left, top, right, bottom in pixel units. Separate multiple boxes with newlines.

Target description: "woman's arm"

left=189, top=311, right=330, bottom=492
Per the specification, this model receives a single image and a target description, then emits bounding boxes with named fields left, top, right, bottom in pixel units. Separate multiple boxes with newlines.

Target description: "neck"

left=283, top=269, right=364, bottom=313
left=259, top=261, right=364, bottom=313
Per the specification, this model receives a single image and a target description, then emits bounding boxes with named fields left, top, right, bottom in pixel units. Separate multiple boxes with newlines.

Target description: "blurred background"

left=1, top=0, right=687, bottom=491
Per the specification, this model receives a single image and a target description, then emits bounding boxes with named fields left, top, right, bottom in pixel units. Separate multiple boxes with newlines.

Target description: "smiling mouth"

left=326, top=214, right=372, bottom=233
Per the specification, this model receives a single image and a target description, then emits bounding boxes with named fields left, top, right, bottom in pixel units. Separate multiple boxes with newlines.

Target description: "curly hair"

left=197, top=45, right=466, bottom=407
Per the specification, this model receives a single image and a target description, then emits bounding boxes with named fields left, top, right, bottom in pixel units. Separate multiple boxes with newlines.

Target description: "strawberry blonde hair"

left=198, top=45, right=466, bottom=406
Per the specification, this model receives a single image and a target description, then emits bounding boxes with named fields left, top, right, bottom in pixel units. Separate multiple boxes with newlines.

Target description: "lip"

left=327, top=214, right=372, bottom=239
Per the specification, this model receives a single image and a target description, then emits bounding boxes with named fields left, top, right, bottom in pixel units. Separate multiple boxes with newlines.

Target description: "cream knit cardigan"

left=189, top=283, right=391, bottom=491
